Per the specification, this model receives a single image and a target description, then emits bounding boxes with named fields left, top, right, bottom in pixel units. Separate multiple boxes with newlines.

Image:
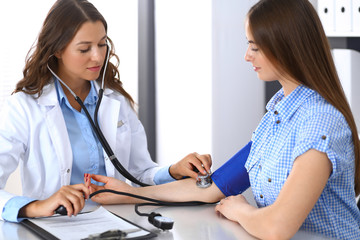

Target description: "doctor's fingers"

left=192, top=152, right=212, bottom=173
left=68, top=183, right=91, bottom=199
left=56, top=185, right=88, bottom=216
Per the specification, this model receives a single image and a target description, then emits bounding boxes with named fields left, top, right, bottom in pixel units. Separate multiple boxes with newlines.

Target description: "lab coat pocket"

left=116, top=119, right=127, bottom=132
left=117, top=120, right=124, bottom=128
left=114, top=120, right=131, bottom=159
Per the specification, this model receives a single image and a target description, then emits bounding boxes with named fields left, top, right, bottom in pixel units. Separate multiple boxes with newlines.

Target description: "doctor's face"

left=56, top=20, right=107, bottom=85
left=244, top=20, right=278, bottom=82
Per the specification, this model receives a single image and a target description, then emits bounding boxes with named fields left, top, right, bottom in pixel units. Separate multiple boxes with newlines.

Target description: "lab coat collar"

left=93, top=80, right=114, bottom=96
left=36, top=78, right=115, bottom=106
left=36, top=79, right=59, bottom=106
left=37, top=81, right=73, bottom=185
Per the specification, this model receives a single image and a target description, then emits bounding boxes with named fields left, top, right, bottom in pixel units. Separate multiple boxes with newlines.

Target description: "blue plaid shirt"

left=245, top=85, right=360, bottom=239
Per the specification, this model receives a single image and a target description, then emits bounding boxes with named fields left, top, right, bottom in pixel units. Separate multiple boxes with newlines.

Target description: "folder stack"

left=318, top=0, right=335, bottom=35
left=318, top=0, right=360, bottom=36
left=353, top=0, right=360, bottom=33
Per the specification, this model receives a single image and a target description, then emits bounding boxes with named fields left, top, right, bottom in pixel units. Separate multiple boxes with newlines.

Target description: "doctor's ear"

left=54, top=51, right=62, bottom=59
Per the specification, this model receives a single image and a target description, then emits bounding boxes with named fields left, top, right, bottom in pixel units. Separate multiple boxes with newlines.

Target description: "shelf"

left=326, top=32, right=360, bottom=37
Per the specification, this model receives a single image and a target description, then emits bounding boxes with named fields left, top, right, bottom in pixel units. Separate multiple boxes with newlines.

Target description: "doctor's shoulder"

left=0, top=92, right=38, bottom=133
left=3, top=91, right=36, bottom=111
left=1, top=88, right=53, bottom=122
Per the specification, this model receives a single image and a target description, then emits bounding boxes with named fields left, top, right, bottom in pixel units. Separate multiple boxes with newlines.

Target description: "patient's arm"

left=89, top=174, right=225, bottom=204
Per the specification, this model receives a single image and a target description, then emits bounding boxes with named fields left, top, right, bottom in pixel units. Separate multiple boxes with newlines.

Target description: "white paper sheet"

left=28, top=206, right=151, bottom=240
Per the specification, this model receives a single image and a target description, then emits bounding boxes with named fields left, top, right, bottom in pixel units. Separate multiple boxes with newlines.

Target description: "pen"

left=83, top=228, right=141, bottom=240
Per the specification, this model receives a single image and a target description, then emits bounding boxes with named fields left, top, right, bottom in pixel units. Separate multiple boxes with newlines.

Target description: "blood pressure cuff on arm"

left=211, top=141, right=252, bottom=197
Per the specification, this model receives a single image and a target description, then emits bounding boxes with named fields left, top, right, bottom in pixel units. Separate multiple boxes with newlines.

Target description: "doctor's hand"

left=18, top=184, right=89, bottom=218
left=88, top=174, right=138, bottom=205
left=169, top=152, right=212, bottom=180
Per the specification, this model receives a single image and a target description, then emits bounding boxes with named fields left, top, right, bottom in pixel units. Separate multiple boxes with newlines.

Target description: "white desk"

left=0, top=203, right=333, bottom=239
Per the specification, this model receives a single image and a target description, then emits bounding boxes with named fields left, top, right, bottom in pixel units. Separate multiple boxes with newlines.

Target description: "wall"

left=155, top=0, right=213, bottom=165
left=154, top=0, right=263, bottom=204
left=155, top=0, right=264, bottom=167
left=212, top=0, right=263, bottom=205
left=212, top=0, right=263, bottom=170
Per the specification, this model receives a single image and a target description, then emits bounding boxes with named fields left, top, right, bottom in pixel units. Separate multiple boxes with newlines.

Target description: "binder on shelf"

left=332, top=49, right=360, bottom=129
left=318, top=0, right=335, bottom=35
left=353, top=0, right=360, bottom=33
left=335, top=0, right=352, bottom=33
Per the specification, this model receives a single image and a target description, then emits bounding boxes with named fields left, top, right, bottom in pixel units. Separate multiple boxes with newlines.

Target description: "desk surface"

left=0, top=203, right=332, bottom=240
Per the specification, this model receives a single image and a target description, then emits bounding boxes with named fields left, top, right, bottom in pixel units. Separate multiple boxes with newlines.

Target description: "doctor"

left=0, top=0, right=211, bottom=221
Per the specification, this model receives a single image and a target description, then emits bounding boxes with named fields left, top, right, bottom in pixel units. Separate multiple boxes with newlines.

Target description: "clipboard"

left=20, top=206, right=157, bottom=240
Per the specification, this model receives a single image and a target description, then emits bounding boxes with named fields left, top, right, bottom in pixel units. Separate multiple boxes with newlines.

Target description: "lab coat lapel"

left=98, top=90, right=120, bottom=177
left=37, top=83, right=73, bottom=185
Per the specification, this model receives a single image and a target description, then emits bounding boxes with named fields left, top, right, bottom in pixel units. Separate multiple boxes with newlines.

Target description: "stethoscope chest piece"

left=196, top=172, right=212, bottom=188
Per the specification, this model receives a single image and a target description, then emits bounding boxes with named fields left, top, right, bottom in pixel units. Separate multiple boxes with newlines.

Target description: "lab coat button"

left=67, top=169, right=70, bottom=173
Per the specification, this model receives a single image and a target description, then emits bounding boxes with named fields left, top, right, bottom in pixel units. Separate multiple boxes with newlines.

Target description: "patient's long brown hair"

left=248, top=0, right=360, bottom=195
left=14, top=0, right=134, bottom=108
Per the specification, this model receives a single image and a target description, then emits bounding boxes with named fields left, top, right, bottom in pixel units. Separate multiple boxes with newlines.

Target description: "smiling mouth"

left=253, top=66, right=260, bottom=71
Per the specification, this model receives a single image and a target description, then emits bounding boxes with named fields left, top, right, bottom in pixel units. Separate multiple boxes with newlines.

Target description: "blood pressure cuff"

left=211, top=141, right=252, bottom=197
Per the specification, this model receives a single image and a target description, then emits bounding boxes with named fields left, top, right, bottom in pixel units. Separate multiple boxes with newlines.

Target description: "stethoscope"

left=48, top=42, right=214, bottom=230
left=47, top=42, right=149, bottom=187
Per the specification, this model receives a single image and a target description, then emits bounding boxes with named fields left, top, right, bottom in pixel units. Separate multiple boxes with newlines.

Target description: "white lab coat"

left=0, top=80, right=160, bottom=218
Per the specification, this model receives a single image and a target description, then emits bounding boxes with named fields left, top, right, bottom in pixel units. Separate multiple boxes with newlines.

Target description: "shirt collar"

left=54, top=77, right=98, bottom=107
left=266, top=84, right=314, bottom=122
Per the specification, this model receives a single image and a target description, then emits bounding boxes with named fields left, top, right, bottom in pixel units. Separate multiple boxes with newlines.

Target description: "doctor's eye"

left=80, top=48, right=90, bottom=53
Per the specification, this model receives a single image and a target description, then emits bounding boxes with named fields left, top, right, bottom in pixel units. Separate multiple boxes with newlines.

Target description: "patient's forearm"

left=134, top=178, right=224, bottom=203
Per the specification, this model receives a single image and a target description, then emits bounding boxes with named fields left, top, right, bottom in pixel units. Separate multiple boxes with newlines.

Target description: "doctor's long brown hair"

left=14, top=0, right=134, bottom=108
left=248, top=0, right=360, bottom=195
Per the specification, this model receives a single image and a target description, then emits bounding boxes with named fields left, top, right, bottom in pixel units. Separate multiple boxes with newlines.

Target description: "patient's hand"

left=88, top=174, right=140, bottom=204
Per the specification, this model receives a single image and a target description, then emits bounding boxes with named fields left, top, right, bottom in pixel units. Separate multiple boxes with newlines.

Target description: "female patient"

left=0, top=0, right=210, bottom=222
left=88, top=0, right=360, bottom=239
